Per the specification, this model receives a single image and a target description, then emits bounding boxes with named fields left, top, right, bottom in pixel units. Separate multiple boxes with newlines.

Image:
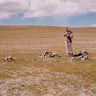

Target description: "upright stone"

left=64, top=27, right=73, bottom=56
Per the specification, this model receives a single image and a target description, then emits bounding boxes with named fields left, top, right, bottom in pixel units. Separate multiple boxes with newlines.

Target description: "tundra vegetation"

left=0, top=26, right=96, bottom=96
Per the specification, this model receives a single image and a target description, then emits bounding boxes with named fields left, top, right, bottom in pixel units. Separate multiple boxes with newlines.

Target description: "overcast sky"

left=0, top=0, right=96, bottom=27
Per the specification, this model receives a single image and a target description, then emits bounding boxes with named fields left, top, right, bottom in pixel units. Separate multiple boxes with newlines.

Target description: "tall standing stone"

left=64, top=27, right=73, bottom=56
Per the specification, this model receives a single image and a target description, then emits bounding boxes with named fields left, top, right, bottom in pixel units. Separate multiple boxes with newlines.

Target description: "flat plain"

left=0, top=26, right=96, bottom=96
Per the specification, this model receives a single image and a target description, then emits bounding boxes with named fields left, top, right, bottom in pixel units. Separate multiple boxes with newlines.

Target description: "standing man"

left=64, top=27, right=73, bottom=56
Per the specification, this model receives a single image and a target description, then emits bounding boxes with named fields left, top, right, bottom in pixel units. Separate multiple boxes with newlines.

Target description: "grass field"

left=0, top=26, right=96, bottom=96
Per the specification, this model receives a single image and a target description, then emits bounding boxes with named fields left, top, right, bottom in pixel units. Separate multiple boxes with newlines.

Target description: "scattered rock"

left=4, top=56, right=15, bottom=61
left=0, top=67, right=94, bottom=96
left=70, top=50, right=89, bottom=61
left=43, top=51, right=61, bottom=58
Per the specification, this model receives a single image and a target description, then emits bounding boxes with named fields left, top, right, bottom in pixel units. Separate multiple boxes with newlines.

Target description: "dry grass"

left=0, top=26, right=96, bottom=96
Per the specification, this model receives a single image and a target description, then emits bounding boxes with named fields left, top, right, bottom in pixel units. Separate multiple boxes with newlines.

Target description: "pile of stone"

left=4, top=56, right=15, bottom=61
left=43, top=51, right=61, bottom=58
left=72, top=50, right=89, bottom=61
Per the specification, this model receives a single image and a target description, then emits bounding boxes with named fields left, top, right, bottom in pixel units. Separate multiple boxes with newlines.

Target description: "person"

left=64, top=27, right=73, bottom=56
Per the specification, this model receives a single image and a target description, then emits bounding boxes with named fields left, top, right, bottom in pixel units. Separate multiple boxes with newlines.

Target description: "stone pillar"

left=64, top=36, right=73, bottom=56
left=64, top=27, right=73, bottom=56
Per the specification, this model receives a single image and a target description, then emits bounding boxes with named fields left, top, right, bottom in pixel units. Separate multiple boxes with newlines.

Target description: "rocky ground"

left=0, top=26, right=96, bottom=96
left=0, top=66, right=96, bottom=96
